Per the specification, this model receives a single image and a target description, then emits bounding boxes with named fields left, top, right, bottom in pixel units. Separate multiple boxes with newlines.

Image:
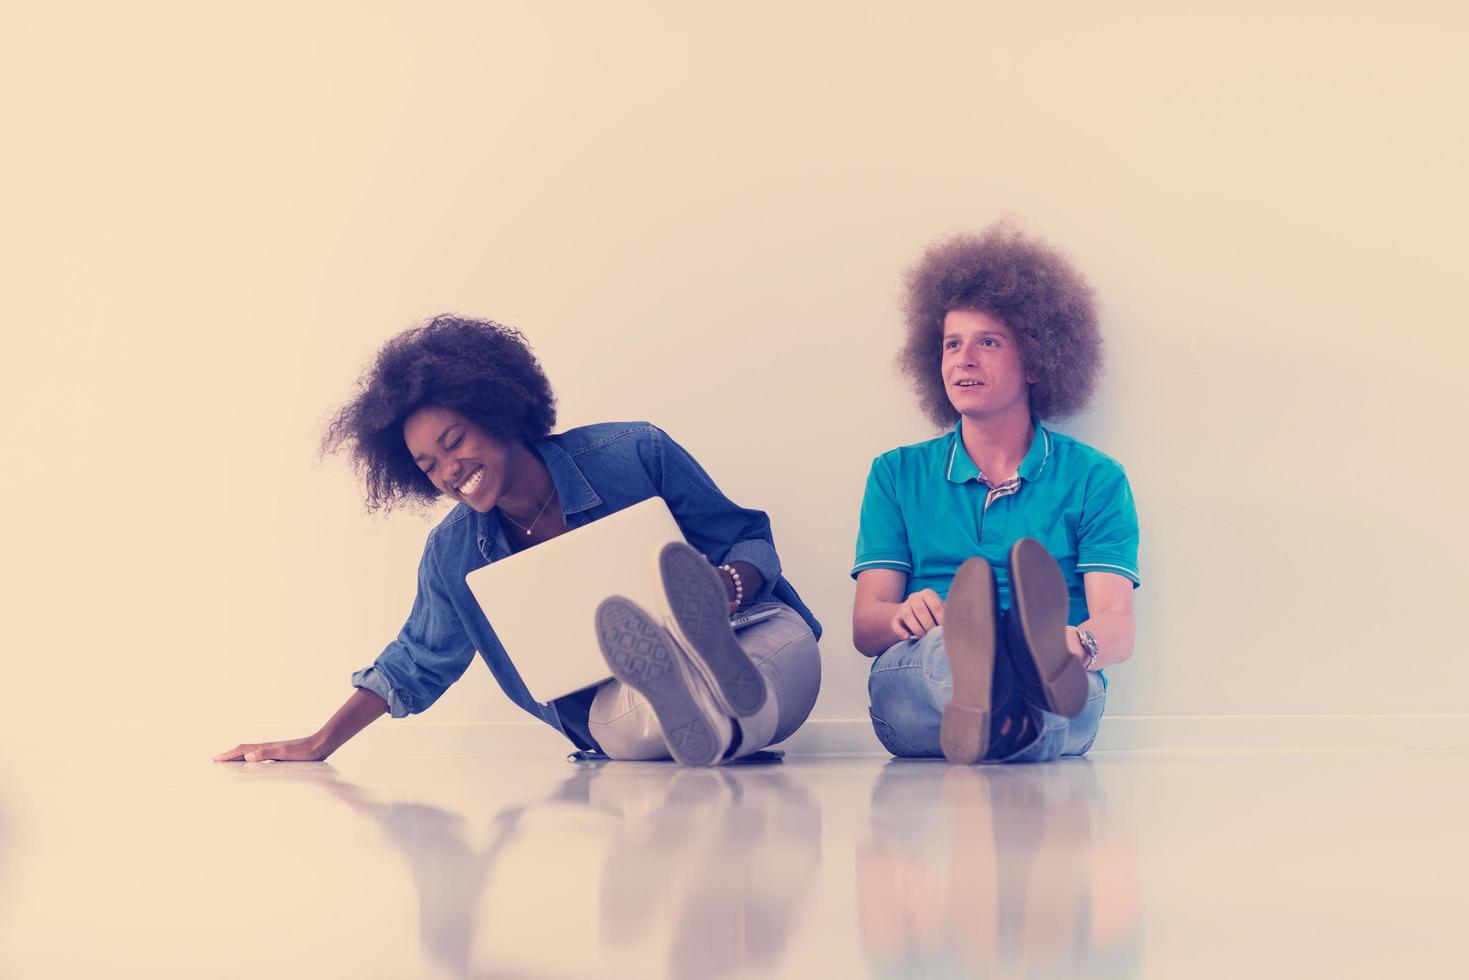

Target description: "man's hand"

left=891, top=589, right=945, bottom=641
left=214, top=736, right=329, bottom=763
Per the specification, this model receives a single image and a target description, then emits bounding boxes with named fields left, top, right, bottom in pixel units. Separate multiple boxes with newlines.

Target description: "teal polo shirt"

left=852, top=420, right=1140, bottom=625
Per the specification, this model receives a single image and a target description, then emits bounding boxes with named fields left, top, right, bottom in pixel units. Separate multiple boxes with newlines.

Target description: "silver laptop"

left=465, top=495, right=778, bottom=703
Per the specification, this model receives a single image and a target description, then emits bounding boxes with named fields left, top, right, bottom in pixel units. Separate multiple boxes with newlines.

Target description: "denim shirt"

left=351, top=422, right=822, bottom=738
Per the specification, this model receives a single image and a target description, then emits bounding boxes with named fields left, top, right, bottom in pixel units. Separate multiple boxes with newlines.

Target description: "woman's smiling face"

left=403, top=405, right=515, bottom=512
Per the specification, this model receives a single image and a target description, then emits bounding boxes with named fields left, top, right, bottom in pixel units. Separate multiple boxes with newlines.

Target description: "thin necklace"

left=500, top=485, right=556, bottom=536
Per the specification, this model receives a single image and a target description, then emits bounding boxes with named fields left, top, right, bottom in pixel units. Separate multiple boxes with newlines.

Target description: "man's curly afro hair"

left=324, top=315, right=557, bottom=512
left=899, top=222, right=1102, bottom=427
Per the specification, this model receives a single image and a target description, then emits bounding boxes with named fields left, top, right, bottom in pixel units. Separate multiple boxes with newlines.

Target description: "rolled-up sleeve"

left=652, top=427, right=782, bottom=602
left=349, top=664, right=412, bottom=718
left=351, top=537, right=477, bottom=717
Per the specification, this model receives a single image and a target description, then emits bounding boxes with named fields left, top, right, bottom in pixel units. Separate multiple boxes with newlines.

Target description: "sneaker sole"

left=940, top=557, right=997, bottom=765
left=595, top=597, right=723, bottom=767
left=1007, top=538, right=1087, bottom=718
left=657, top=542, right=767, bottom=718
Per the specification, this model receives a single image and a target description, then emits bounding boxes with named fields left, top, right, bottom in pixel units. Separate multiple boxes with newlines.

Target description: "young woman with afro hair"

left=216, top=316, right=821, bottom=767
left=852, top=223, right=1140, bottom=765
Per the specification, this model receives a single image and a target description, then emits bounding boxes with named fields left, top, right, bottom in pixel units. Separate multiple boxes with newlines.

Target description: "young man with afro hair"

left=852, top=223, right=1140, bottom=764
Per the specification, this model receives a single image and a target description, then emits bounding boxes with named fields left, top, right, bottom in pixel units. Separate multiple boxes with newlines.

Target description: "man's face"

left=940, top=309, right=1035, bottom=421
left=403, top=405, right=515, bottom=513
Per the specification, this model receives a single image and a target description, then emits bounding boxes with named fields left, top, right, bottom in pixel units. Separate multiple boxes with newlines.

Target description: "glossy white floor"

left=1, top=737, right=1464, bottom=978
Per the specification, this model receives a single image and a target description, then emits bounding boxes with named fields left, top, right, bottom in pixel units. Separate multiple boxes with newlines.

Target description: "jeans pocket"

left=868, top=709, right=927, bottom=758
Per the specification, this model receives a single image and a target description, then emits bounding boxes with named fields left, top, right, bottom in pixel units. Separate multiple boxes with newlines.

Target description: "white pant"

left=588, top=603, right=821, bottom=760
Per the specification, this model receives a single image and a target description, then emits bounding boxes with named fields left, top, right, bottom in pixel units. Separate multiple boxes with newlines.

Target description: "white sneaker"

left=653, top=542, right=767, bottom=718
left=595, top=596, right=733, bottom=767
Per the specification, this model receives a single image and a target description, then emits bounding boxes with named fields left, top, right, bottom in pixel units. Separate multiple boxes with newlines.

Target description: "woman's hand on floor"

left=214, top=736, right=329, bottom=763
left=214, top=690, right=386, bottom=763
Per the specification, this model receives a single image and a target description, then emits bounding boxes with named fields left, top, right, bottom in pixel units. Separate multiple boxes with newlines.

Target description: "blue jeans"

left=867, top=625, right=1107, bottom=763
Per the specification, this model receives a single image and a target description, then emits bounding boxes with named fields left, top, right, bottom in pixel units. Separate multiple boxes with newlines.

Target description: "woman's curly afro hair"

left=899, top=222, right=1102, bottom=427
left=324, top=315, right=557, bottom=512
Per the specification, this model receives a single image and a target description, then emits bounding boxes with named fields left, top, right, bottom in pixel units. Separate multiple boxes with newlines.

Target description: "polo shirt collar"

left=1018, top=418, right=1054, bottom=482
left=944, top=425, right=981, bottom=484
left=944, top=416, right=1054, bottom=485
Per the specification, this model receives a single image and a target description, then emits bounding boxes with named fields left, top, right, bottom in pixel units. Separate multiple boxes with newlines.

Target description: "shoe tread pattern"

left=596, top=598, right=720, bottom=766
left=659, top=544, right=766, bottom=717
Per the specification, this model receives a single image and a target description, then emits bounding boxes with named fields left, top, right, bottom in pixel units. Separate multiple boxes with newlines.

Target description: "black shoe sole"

left=1007, top=538, right=1087, bottom=719
left=595, top=597, right=723, bottom=767
left=940, top=558, right=997, bottom=764
left=658, top=542, right=767, bottom=718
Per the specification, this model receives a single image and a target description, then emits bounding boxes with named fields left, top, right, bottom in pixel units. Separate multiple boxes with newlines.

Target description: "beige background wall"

left=3, top=2, right=1466, bottom=740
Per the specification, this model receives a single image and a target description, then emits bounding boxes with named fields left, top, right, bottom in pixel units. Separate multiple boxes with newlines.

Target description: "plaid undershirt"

left=977, top=470, right=1022, bottom=510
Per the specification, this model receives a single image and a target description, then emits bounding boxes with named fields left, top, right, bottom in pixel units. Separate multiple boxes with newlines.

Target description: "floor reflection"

left=238, top=761, right=822, bottom=979
left=856, top=761, right=1141, bottom=979
left=224, top=762, right=506, bottom=977
left=586, top=764, right=823, bottom=979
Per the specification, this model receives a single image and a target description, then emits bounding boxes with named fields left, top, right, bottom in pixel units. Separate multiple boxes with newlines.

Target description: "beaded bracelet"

left=719, top=563, right=744, bottom=607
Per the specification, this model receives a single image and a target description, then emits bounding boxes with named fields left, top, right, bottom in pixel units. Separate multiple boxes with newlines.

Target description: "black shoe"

left=1004, top=538, right=1087, bottom=719
left=940, top=558, right=999, bottom=764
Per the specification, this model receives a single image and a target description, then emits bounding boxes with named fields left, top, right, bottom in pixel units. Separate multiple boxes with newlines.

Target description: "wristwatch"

left=1074, top=627, right=1100, bottom=670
